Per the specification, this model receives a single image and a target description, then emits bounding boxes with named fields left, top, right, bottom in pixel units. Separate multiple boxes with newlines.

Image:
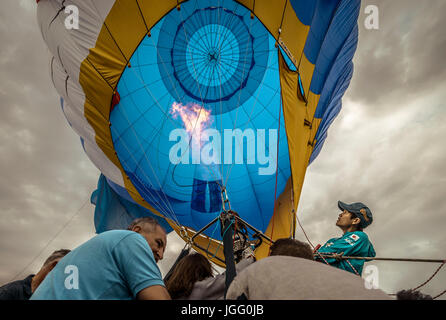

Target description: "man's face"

left=336, top=210, right=358, bottom=229
left=140, top=225, right=167, bottom=263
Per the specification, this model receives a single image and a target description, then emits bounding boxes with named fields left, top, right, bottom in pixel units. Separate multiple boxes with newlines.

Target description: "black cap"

left=338, top=201, right=373, bottom=229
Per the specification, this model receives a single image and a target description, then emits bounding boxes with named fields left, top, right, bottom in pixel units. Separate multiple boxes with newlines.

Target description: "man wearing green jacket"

left=315, top=201, right=375, bottom=276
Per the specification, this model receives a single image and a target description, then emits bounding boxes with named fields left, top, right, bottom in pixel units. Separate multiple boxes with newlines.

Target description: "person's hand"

left=332, top=252, right=344, bottom=262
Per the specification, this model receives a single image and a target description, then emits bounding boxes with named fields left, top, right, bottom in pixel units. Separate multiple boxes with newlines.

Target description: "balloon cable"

left=270, top=84, right=283, bottom=240
left=8, top=197, right=89, bottom=282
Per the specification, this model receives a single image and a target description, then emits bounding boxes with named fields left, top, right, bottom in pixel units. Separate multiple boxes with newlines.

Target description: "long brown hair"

left=165, top=253, right=213, bottom=299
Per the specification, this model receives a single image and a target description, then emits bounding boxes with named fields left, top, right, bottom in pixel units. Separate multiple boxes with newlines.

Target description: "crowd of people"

left=0, top=201, right=431, bottom=300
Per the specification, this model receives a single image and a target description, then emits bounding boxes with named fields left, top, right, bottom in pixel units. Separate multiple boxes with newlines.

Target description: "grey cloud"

left=1, top=0, right=445, bottom=299
left=349, top=0, right=446, bottom=115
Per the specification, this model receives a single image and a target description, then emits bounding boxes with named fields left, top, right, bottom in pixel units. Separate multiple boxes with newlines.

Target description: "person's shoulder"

left=0, top=275, right=33, bottom=289
left=346, top=231, right=369, bottom=241
left=241, top=256, right=319, bottom=280
left=110, top=230, right=152, bottom=256
left=97, top=229, right=141, bottom=242
left=0, top=275, right=33, bottom=300
left=0, top=279, right=20, bottom=293
left=99, top=229, right=135, bottom=237
left=351, top=231, right=369, bottom=240
left=255, top=256, right=314, bottom=268
left=93, top=230, right=146, bottom=252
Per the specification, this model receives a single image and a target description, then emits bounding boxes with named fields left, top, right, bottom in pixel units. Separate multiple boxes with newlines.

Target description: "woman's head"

left=165, top=253, right=213, bottom=299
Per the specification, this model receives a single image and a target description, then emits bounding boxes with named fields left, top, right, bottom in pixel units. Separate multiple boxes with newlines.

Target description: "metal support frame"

left=190, top=210, right=275, bottom=265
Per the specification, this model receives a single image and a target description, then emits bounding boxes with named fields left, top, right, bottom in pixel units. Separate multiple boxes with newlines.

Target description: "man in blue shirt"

left=31, top=217, right=170, bottom=300
left=315, top=201, right=375, bottom=276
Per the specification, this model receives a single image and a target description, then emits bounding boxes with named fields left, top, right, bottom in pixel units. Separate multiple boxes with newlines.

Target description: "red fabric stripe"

left=111, top=91, right=121, bottom=112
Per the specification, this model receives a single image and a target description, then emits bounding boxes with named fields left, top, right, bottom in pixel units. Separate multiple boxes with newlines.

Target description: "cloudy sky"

left=1, top=0, right=445, bottom=299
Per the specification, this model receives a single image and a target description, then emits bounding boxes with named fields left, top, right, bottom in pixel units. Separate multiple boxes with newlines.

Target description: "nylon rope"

left=411, top=261, right=445, bottom=292
left=91, top=0, right=225, bottom=226
left=222, top=3, right=256, bottom=188
left=109, top=119, right=181, bottom=226
left=296, top=213, right=360, bottom=276
left=269, top=75, right=283, bottom=240
left=88, top=0, right=181, bottom=225
left=295, top=214, right=331, bottom=267
left=8, top=197, right=89, bottom=282
left=56, top=0, right=180, bottom=224
left=163, top=0, right=225, bottom=189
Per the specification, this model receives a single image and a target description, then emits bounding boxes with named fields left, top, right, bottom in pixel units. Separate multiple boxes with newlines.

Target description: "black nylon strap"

left=222, top=219, right=236, bottom=299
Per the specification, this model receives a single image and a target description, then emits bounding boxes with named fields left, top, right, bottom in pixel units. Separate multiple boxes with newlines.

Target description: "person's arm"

left=188, top=257, right=254, bottom=300
left=0, top=282, right=20, bottom=300
left=137, top=285, right=171, bottom=300
left=225, top=269, right=250, bottom=300
left=316, top=234, right=368, bottom=264
left=314, top=239, right=336, bottom=263
left=114, top=233, right=167, bottom=299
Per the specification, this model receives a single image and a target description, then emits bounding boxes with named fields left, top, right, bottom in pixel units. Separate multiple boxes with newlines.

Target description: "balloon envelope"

left=38, top=0, right=360, bottom=250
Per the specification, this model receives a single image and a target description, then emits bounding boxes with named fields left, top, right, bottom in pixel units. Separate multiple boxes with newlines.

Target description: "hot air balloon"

left=37, top=0, right=360, bottom=266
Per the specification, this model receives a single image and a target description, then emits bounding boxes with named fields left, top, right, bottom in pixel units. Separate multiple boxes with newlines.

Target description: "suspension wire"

left=109, top=124, right=180, bottom=227
left=204, top=1, right=240, bottom=254
left=216, top=7, right=289, bottom=233
left=8, top=197, right=90, bottom=282
left=86, top=86, right=179, bottom=225
left=290, top=179, right=296, bottom=239
left=134, top=0, right=235, bottom=250
left=220, top=42, right=288, bottom=199
left=225, top=109, right=264, bottom=230
left=269, top=78, right=283, bottom=240
left=212, top=1, right=244, bottom=192
left=200, top=0, right=288, bottom=190
left=126, top=73, right=222, bottom=193
left=91, top=0, right=223, bottom=227
left=194, top=0, right=241, bottom=187
left=295, top=214, right=330, bottom=266
left=216, top=0, right=225, bottom=184
left=83, top=86, right=179, bottom=224
left=411, top=261, right=445, bottom=292
left=386, top=260, right=446, bottom=299
left=301, top=226, right=446, bottom=292
left=125, top=0, right=251, bottom=248
left=432, top=289, right=446, bottom=300
left=88, top=0, right=180, bottom=225
left=127, top=50, right=222, bottom=189
left=122, top=71, right=187, bottom=221
left=201, top=2, right=243, bottom=188
left=88, top=1, right=294, bottom=252
left=314, top=255, right=446, bottom=264
left=114, top=67, right=180, bottom=225
left=151, top=0, right=224, bottom=189
left=222, top=4, right=256, bottom=187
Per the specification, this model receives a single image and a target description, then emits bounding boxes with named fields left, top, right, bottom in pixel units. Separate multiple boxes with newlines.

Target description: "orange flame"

left=170, top=102, right=212, bottom=148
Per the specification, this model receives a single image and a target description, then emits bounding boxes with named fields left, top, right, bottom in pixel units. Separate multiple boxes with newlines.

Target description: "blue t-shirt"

left=31, top=230, right=164, bottom=300
left=315, top=231, right=376, bottom=275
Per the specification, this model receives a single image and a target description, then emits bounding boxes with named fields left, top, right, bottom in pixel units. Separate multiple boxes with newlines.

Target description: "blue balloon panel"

left=109, top=0, right=291, bottom=239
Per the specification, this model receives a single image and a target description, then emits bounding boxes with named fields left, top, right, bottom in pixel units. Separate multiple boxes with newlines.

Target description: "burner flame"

left=170, top=102, right=212, bottom=148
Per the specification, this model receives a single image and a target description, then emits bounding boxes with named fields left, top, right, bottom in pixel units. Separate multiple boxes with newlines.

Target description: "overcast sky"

left=1, top=0, right=445, bottom=299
